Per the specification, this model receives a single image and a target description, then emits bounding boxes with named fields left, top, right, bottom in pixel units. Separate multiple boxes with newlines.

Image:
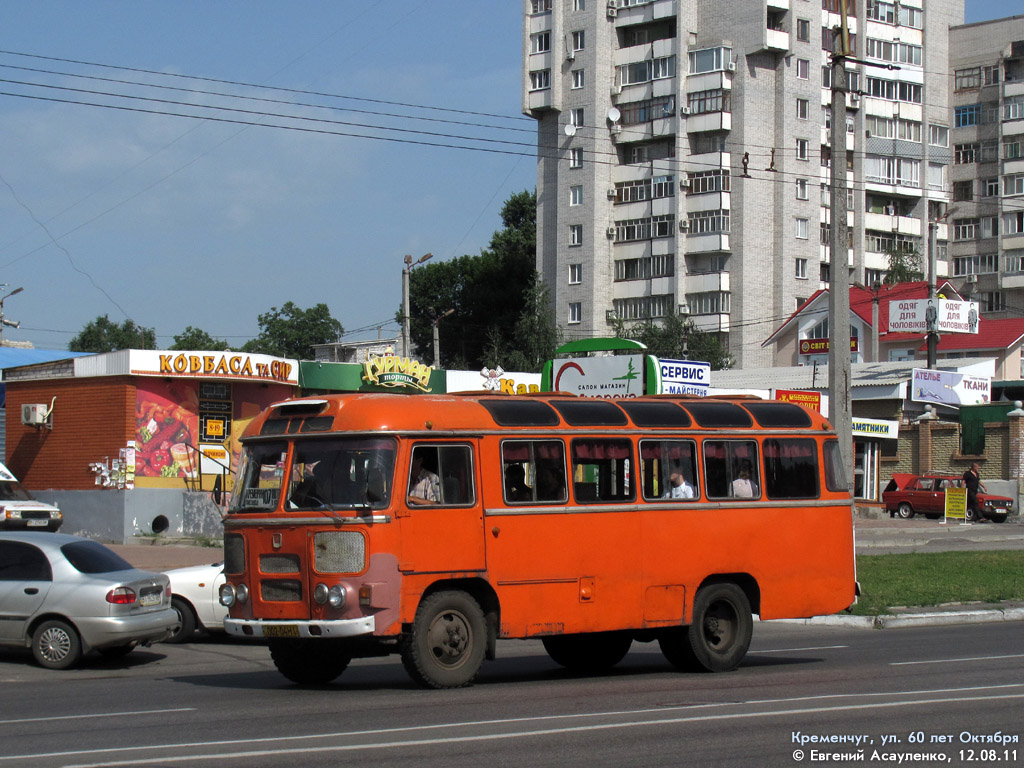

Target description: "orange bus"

left=220, top=392, right=856, bottom=688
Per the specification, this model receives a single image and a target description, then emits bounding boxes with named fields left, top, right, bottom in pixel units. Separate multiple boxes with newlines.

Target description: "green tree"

left=613, top=313, right=734, bottom=371
left=69, top=315, right=156, bottom=353
left=170, top=326, right=229, bottom=351
left=240, top=302, right=343, bottom=360
left=405, top=190, right=538, bottom=369
left=883, top=246, right=924, bottom=284
left=481, top=281, right=561, bottom=372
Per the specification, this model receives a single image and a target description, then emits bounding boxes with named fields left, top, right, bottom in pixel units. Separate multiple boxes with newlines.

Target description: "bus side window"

left=570, top=438, right=634, bottom=503
left=501, top=439, right=567, bottom=504
left=409, top=444, right=475, bottom=507
left=704, top=440, right=759, bottom=499
left=639, top=439, right=698, bottom=501
left=763, top=438, right=819, bottom=499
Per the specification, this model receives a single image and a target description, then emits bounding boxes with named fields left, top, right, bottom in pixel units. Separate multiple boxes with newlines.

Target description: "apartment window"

left=864, top=156, right=919, bottom=187
left=688, top=47, right=732, bottom=74
left=980, top=292, right=1005, bottom=312
left=619, top=56, right=676, bottom=86
left=865, top=268, right=885, bottom=287
left=568, top=302, right=582, bottom=324
left=615, top=215, right=676, bottom=242
left=572, top=31, right=585, bottom=51
left=530, top=0, right=551, bottom=13
left=1005, top=174, right=1024, bottom=196
left=569, top=185, right=583, bottom=206
left=953, top=254, right=998, bottom=276
left=687, top=89, right=730, bottom=115
left=984, top=178, right=1000, bottom=197
left=796, top=58, right=809, bottom=79
left=795, top=138, right=809, bottom=160
left=619, top=95, right=675, bottom=125
left=796, top=258, right=808, bottom=279
left=795, top=218, right=809, bottom=240
left=569, top=147, right=583, bottom=168
left=569, top=264, right=582, bottom=284
left=928, top=125, right=949, bottom=147
left=686, top=292, right=731, bottom=315
left=615, top=255, right=674, bottom=281
left=796, top=98, right=809, bottom=120
left=1006, top=250, right=1024, bottom=274
left=982, top=216, right=999, bottom=238
left=955, top=143, right=978, bottom=164
left=866, top=0, right=895, bottom=23
left=955, top=67, right=981, bottom=91
left=927, top=162, right=946, bottom=190
left=1005, top=211, right=1024, bottom=236
left=980, top=141, right=999, bottom=162
left=1006, top=140, right=1024, bottom=160
left=953, top=181, right=973, bottom=202
left=569, top=108, right=584, bottom=127
left=796, top=178, right=809, bottom=200
left=956, top=105, right=981, bottom=127
left=898, top=5, right=923, bottom=28
left=574, top=0, right=586, bottom=9
left=687, top=210, right=729, bottom=234
left=688, top=170, right=730, bottom=194
left=1005, top=95, right=1024, bottom=121
left=797, top=18, right=810, bottom=41
left=954, top=218, right=979, bottom=240
left=627, top=141, right=676, bottom=164
left=612, top=295, right=672, bottom=320
left=569, top=224, right=583, bottom=246
left=531, top=32, right=551, bottom=54
left=529, top=70, right=551, bottom=91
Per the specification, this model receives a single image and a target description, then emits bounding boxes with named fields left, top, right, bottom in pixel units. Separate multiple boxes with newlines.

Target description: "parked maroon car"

left=882, top=473, right=1013, bottom=523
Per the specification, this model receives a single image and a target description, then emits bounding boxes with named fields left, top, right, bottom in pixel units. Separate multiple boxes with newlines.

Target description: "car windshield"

left=61, top=540, right=135, bottom=574
left=0, top=480, right=33, bottom=501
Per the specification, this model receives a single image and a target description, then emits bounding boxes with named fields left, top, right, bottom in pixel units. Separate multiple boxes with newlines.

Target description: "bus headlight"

left=236, top=583, right=249, bottom=604
left=313, top=582, right=347, bottom=608
left=219, top=583, right=236, bottom=607
left=313, top=583, right=329, bottom=605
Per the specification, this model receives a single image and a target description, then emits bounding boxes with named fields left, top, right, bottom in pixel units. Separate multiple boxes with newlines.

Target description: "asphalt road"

left=0, top=621, right=1020, bottom=767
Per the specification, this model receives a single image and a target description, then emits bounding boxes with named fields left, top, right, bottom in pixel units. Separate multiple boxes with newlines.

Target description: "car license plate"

left=263, top=624, right=300, bottom=638
left=140, top=593, right=162, bottom=606
left=27, top=519, right=48, bottom=527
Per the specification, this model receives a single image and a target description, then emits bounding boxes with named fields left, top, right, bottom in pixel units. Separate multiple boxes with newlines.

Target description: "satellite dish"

left=564, top=124, right=577, bottom=137
left=607, top=107, right=621, bottom=123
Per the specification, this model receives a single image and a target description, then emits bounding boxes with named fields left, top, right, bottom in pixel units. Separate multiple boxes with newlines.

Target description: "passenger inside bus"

left=408, top=448, right=440, bottom=505
left=730, top=460, right=759, bottom=498
left=504, top=464, right=531, bottom=502
left=661, top=465, right=696, bottom=499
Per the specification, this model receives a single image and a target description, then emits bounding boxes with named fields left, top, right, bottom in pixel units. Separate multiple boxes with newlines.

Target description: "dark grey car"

left=0, top=532, right=176, bottom=669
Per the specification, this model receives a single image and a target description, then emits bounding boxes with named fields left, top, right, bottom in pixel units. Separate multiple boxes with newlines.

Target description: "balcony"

left=686, top=233, right=730, bottom=252
left=863, top=212, right=922, bottom=237
left=685, top=270, right=730, bottom=293
left=689, top=313, right=730, bottom=333
left=686, top=111, right=731, bottom=133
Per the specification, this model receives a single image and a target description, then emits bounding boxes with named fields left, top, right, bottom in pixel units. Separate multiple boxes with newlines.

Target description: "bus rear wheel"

left=401, top=590, right=487, bottom=689
left=269, top=638, right=351, bottom=685
left=542, top=631, right=632, bottom=672
left=659, top=582, right=752, bottom=673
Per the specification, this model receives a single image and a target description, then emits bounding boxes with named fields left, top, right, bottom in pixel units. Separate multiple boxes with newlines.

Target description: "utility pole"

left=827, top=2, right=853, bottom=492
left=401, top=253, right=432, bottom=358
left=432, top=309, right=453, bottom=369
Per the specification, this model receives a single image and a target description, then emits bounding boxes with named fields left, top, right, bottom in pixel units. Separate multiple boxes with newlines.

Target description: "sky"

left=0, top=1, right=1014, bottom=352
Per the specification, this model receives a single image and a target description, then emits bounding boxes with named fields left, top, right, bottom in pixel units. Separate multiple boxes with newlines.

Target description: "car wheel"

left=659, top=582, right=752, bottom=673
left=168, top=596, right=198, bottom=643
left=966, top=507, right=978, bottom=523
left=32, top=619, right=82, bottom=670
left=896, top=503, right=915, bottom=519
left=400, top=590, right=487, bottom=689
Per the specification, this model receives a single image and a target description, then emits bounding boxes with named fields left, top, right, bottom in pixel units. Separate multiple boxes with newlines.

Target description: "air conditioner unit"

left=680, top=177, right=691, bottom=190
left=610, top=123, right=621, bottom=134
left=607, top=187, right=618, bottom=199
left=21, top=403, right=49, bottom=426
left=727, top=62, right=736, bottom=72
left=681, top=106, right=691, bottom=116
left=679, top=220, right=690, bottom=233
left=849, top=93, right=861, bottom=106
left=607, top=226, right=617, bottom=239
left=966, top=274, right=978, bottom=285
left=678, top=302, right=690, bottom=315
left=607, top=6, right=617, bottom=17
left=607, top=0, right=618, bottom=8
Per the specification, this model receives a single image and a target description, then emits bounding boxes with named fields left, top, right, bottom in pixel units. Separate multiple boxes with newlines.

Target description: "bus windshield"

left=228, top=437, right=397, bottom=513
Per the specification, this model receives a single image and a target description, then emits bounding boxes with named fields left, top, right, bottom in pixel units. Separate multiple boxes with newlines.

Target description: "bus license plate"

left=263, top=625, right=300, bottom=638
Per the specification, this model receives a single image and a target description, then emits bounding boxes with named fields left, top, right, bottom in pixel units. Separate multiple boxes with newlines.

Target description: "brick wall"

left=5, top=378, right=135, bottom=491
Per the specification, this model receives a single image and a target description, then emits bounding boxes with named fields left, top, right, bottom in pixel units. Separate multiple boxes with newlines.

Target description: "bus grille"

left=260, top=554, right=300, bottom=573
left=224, top=534, right=245, bottom=575
left=314, top=532, right=365, bottom=574
left=261, top=579, right=302, bottom=602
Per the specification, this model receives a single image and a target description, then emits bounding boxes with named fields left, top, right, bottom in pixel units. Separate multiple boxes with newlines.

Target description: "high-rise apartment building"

left=523, top=0, right=963, bottom=368
left=949, top=15, right=1024, bottom=320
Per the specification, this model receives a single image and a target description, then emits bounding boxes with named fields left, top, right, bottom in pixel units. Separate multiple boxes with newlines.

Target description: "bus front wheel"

left=269, top=638, right=351, bottom=685
left=659, top=582, right=752, bottom=673
left=401, top=590, right=487, bottom=689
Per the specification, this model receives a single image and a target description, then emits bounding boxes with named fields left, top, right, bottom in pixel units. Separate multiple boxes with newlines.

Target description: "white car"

left=164, top=562, right=226, bottom=643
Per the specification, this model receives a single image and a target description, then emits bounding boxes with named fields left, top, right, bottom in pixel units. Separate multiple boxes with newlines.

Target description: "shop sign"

left=775, top=389, right=822, bottom=412
left=199, top=444, right=231, bottom=475
left=851, top=417, right=899, bottom=439
left=362, top=353, right=432, bottom=392
left=131, top=350, right=298, bottom=384
left=799, top=338, right=858, bottom=355
left=911, top=368, right=990, bottom=406
left=658, top=359, right=710, bottom=396
left=552, top=355, right=643, bottom=398
left=887, top=299, right=980, bottom=334
left=446, top=367, right=541, bottom=394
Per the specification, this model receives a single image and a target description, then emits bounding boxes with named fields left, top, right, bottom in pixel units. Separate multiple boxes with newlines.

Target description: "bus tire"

left=542, top=631, right=632, bottom=672
left=269, top=638, right=351, bottom=685
left=660, top=582, right=752, bottom=673
left=401, top=590, right=486, bottom=689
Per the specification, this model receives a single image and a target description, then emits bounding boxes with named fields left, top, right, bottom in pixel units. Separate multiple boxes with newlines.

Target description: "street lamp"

left=401, top=253, right=432, bottom=358
left=432, top=308, right=454, bottom=369
left=0, top=286, right=24, bottom=346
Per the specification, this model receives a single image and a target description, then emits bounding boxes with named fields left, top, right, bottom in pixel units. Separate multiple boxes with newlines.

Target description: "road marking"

left=8, top=684, right=1023, bottom=766
left=749, top=645, right=848, bottom=654
left=891, top=652, right=1024, bottom=666
left=0, top=708, right=194, bottom=725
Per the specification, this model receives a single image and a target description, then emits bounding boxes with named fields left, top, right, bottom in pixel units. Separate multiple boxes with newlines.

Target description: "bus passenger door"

left=397, top=442, right=485, bottom=574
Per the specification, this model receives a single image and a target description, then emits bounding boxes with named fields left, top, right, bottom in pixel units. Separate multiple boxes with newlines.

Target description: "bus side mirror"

left=212, top=475, right=223, bottom=506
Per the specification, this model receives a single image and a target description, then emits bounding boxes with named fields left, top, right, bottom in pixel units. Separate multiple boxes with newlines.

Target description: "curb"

left=773, top=606, right=1024, bottom=629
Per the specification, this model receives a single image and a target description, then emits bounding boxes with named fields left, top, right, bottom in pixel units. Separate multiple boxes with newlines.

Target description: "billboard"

left=911, top=368, right=990, bottom=406
left=551, top=355, right=644, bottom=397
left=886, top=299, right=979, bottom=334
left=658, top=359, right=710, bottom=395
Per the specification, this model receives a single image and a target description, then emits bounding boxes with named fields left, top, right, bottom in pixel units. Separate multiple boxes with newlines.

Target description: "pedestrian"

left=962, top=462, right=986, bottom=523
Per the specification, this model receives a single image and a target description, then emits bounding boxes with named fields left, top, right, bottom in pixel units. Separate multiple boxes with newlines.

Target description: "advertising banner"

left=944, top=486, right=967, bottom=522
left=775, top=389, right=822, bottom=412
left=911, top=368, right=991, bottom=406
left=886, top=299, right=979, bottom=334
left=446, top=368, right=542, bottom=394
left=658, top=359, right=710, bottom=396
left=551, top=355, right=644, bottom=397
left=851, top=417, right=899, bottom=439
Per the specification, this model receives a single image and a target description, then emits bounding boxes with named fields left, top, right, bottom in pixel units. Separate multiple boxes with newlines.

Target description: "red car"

left=882, top=473, right=1014, bottom=523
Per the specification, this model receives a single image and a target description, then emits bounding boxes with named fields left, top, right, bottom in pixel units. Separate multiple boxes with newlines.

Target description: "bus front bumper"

left=224, top=616, right=375, bottom=639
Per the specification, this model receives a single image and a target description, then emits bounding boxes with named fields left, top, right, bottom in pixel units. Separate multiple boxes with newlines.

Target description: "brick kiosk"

left=4, top=349, right=297, bottom=543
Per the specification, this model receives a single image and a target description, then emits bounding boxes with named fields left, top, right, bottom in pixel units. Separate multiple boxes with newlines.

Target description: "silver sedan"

left=0, top=531, right=177, bottom=669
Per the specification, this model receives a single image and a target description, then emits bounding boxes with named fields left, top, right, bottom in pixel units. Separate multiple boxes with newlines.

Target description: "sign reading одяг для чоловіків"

left=886, top=298, right=979, bottom=334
